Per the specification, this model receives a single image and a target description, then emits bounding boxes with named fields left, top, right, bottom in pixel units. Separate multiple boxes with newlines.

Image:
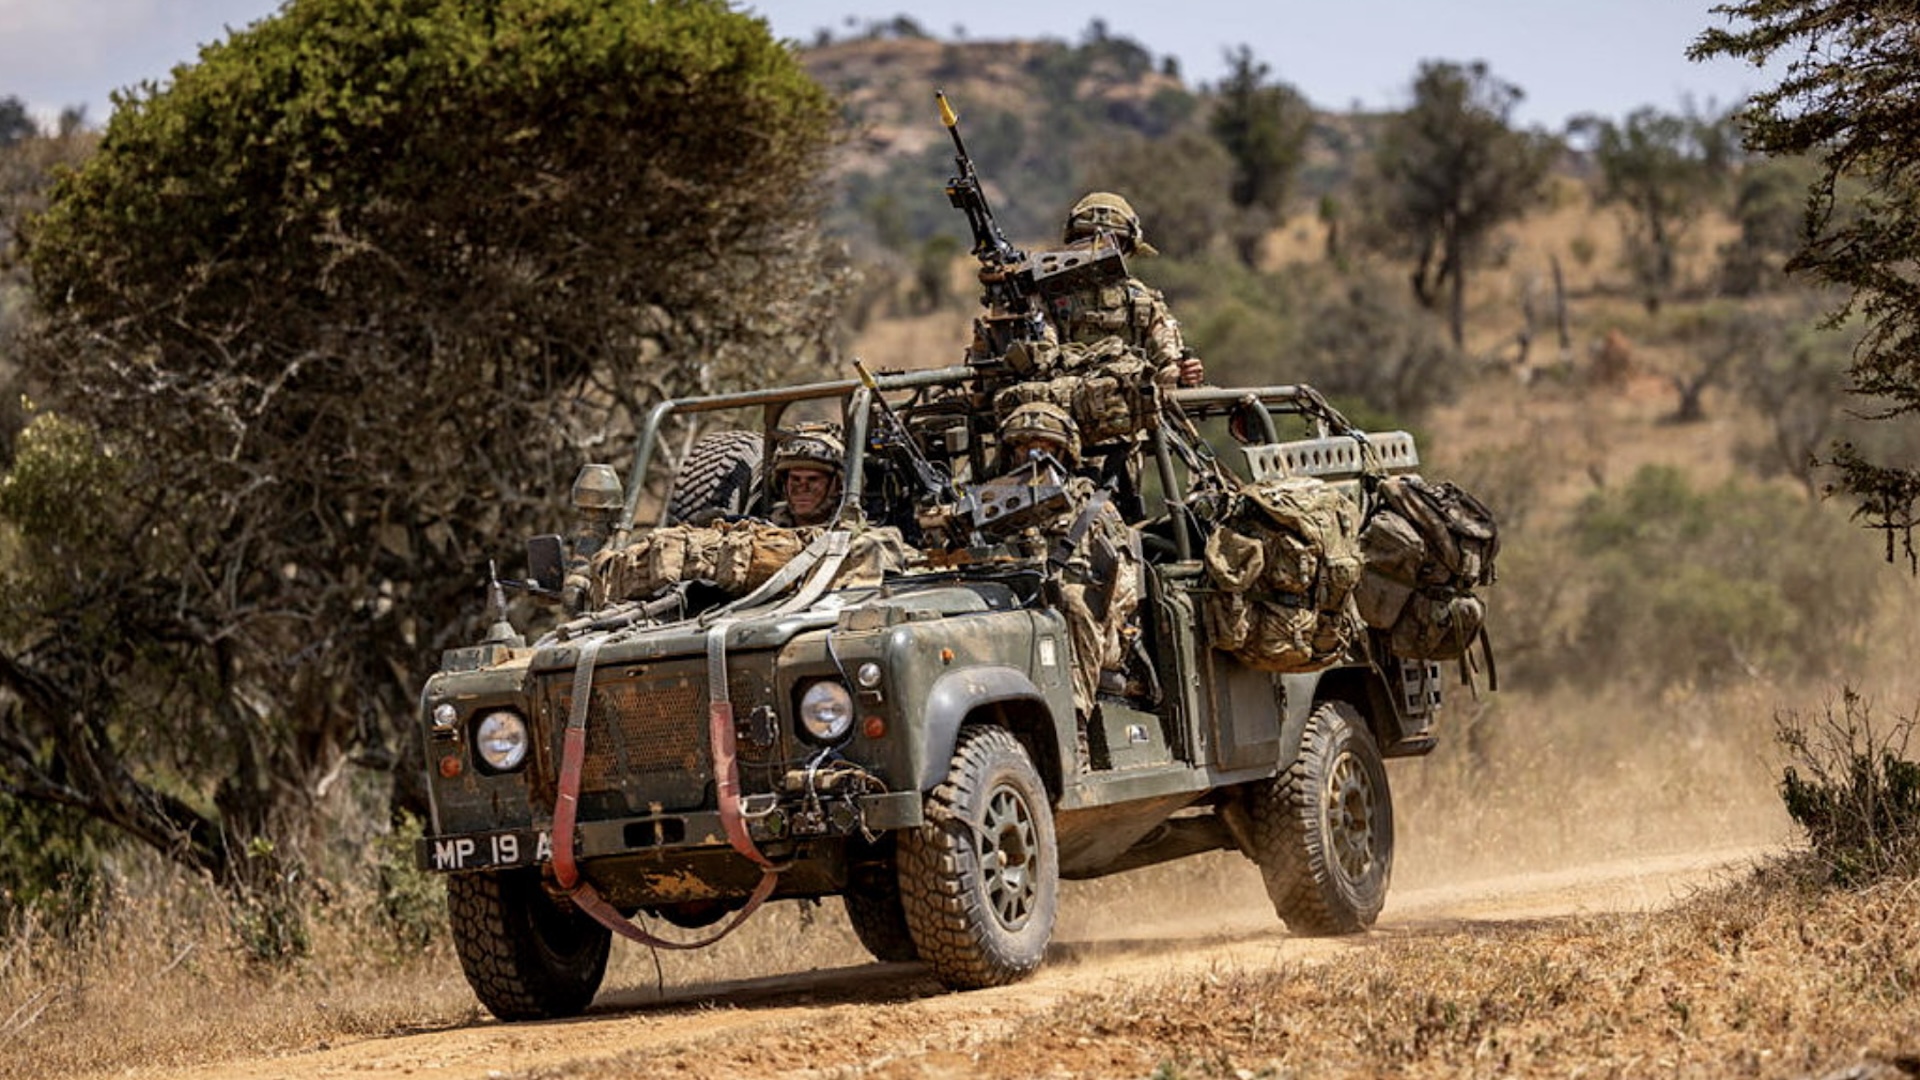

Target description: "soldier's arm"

left=1135, top=282, right=1204, bottom=386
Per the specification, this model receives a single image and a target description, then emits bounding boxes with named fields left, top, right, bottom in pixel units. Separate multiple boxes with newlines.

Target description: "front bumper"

left=415, top=788, right=924, bottom=874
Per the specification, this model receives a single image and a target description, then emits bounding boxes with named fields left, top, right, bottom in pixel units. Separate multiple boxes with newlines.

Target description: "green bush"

left=4, top=0, right=845, bottom=916
left=1567, top=466, right=1881, bottom=689
left=369, top=812, right=446, bottom=954
left=1777, top=689, right=1920, bottom=886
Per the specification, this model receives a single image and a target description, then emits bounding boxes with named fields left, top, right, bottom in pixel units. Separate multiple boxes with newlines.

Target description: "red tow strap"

left=549, top=631, right=783, bottom=950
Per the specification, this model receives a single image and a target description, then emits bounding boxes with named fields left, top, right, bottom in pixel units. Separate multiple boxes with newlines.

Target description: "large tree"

left=0, top=97, right=35, bottom=150
left=1357, top=61, right=1558, bottom=349
left=2, top=0, right=843, bottom=899
left=1694, top=1, right=1920, bottom=565
left=1207, top=46, right=1312, bottom=266
left=1573, top=104, right=1739, bottom=313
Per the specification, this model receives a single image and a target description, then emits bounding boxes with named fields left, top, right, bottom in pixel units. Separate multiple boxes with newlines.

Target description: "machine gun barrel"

left=936, top=90, right=1047, bottom=353
left=854, top=359, right=955, bottom=504
left=938, top=90, right=1017, bottom=265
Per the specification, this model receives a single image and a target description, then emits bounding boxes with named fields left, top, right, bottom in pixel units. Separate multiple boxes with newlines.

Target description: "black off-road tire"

left=842, top=875, right=920, bottom=963
left=898, top=726, right=1058, bottom=989
left=447, top=869, right=611, bottom=1021
left=1247, top=700, right=1394, bottom=936
left=666, top=430, right=763, bottom=524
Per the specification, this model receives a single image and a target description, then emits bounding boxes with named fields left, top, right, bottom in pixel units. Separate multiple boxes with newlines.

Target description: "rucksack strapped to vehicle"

left=1355, top=474, right=1500, bottom=680
left=1202, top=475, right=1364, bottom=673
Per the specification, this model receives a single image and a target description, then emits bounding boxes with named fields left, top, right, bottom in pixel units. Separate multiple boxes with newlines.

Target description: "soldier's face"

left=785, top=467, right=835, bottom=520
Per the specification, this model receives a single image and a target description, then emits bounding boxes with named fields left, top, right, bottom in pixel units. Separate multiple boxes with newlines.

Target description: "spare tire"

left=666, top=431, right=764, bottom=524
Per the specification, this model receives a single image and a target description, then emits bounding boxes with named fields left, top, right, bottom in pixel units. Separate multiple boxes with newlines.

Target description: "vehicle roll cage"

left=615, top=367, right=1388, bottom=554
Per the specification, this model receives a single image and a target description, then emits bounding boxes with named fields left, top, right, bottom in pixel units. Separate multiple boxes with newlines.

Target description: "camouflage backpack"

left=1355, top=474, right=1498, bottom=664
left=590, top=521, right=811, bottom=606
left=992, top=337, right=1158, bottom=446
left=1202, top=476, right=1363, bottom=673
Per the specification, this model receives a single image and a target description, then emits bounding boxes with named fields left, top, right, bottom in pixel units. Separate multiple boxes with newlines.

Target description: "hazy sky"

left=1, top=1, right=1781, bottom=131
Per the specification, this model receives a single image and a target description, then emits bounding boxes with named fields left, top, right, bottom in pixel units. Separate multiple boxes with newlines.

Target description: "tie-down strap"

left=548, top=629, right=783, bottom=949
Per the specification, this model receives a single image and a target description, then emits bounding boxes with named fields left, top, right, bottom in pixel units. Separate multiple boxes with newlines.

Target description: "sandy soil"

left=121, top=845, right=1767, bottom=1080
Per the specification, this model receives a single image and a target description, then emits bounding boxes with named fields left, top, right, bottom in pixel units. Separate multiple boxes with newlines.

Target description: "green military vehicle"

left=414, top=362, right=1456, bottom=1021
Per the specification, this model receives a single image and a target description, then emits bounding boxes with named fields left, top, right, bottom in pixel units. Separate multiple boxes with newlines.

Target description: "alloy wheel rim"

left=1324, top=749, right=1376, bottom=882
left=979, top=781, right=1038, bottom=930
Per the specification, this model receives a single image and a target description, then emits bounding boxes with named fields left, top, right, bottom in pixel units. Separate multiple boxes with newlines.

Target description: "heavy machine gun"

left=938, top=91, right=1129, bottom=365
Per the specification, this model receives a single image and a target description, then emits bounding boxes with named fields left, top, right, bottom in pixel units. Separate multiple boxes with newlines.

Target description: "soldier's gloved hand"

left=561, top=572, right=593, bottom=614
left=1176, top=354, right=1206, bottom=387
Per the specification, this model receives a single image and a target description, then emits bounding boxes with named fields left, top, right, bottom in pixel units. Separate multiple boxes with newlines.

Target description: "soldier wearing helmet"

left=997, top=403, right=1141, bottom=723
left=770, top=426, right=844, bottom=528
left=1053, top=191, right=1205, bottom=388
left=999, top=400, right=1081, bottom=470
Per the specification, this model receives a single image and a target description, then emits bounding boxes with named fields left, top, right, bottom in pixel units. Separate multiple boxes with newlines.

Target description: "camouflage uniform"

left=1000, top=403, right=1140, bottom=717
left=769, top=427, right=843, bottom=528
left=1048, top=192, right=1200, bottom=391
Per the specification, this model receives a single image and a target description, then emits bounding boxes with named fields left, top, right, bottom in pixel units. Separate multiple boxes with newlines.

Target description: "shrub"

left=1777, top=689, right=1920, bottom=886
left=1567, top=466, right=1882, bottom=690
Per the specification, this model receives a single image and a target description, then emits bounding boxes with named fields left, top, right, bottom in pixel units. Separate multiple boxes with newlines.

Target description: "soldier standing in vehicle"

left=998, top=402, right=1141, bottom=720
left=769, top=427, right=844, bottom=528
left=1051, top=191, right=1205, bottom=389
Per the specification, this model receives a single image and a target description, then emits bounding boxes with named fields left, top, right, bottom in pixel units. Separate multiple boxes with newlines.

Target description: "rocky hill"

left=799, top=33, right=1237, bottom=250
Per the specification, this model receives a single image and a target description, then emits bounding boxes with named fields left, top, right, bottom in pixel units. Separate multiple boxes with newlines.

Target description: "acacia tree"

left=1694, top=1, right=1920, bottom=565
left=1079, top=129, right=1235, bottom=260
left=1719, top=154, right=1830, bottom=295
left=1208, top=46, right=1312, bottom=266
left=2, top=0, right=843, bottom=899
left=1573, top=104, right=1738, bottom=313
left=1358, top=61, right=1558, bottom=348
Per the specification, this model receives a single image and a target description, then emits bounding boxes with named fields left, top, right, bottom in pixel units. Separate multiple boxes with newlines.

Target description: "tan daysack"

left=1203, top=476, right=1363, bottom=673
left=590, top=521, right=816, bottom=606
left=991, top=337, right=1159, bottom=446
left=1355, top=474, right=1499, bottom=670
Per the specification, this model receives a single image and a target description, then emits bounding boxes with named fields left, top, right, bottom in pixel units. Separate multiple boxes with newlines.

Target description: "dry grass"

left=0, top=867, right=474, bottom=1080
left=986, top=862, right=1920, bottom=1079
left=0, top=852, right=928, bottom=1078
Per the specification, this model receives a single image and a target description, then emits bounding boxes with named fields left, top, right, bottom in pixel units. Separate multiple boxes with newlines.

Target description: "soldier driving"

left=770, top=427, right=844, bottom=528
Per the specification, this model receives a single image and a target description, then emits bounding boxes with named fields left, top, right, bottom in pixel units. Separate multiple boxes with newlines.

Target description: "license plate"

left=418, top=828, right=553, bottom=872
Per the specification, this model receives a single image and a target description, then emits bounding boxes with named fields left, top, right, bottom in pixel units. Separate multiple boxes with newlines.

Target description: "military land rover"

left=412, top=92, right=1495, bottom=1021
left=412, top=360, right=1488, bottom=1021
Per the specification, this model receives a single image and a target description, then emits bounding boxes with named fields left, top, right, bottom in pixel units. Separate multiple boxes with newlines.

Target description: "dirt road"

left=126, top=845, right=1765, bottom=1080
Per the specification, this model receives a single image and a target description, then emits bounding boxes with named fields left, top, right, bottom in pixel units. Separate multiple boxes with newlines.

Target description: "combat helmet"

left=999, top=401, right=1080, bottom=466
left=1063, top=191, right=1157, bottom=256
left=772, top=424, right=845, bottom=480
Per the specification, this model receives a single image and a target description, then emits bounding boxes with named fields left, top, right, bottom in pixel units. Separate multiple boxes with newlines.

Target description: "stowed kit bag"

left=1355, top=474, right=1499, bottom=662
left=992, top=337, right=1158, bottom=445
left=590, top=520, right=812, bottom=606
left=589, top=521, right=913, bottom=609
left=1202, top=476, right=1363, bottom=673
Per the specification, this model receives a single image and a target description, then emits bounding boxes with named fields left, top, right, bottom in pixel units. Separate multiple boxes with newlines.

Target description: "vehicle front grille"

left=577, top=675, right=708, bottom=791
left=540, top=658, right=778, bottom=815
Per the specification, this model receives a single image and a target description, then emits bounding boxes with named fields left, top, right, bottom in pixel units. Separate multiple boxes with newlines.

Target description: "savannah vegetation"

left=1, top=0, right=1919, bottom=1076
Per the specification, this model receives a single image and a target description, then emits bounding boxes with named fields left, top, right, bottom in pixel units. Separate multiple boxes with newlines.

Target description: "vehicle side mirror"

left=527, top=534, right=566, bottom=594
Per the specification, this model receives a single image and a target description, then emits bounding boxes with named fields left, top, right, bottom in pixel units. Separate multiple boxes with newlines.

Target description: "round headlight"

left=474, top=710, right=529, bottom=772
left=798, top=681, right=855, bottom=743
